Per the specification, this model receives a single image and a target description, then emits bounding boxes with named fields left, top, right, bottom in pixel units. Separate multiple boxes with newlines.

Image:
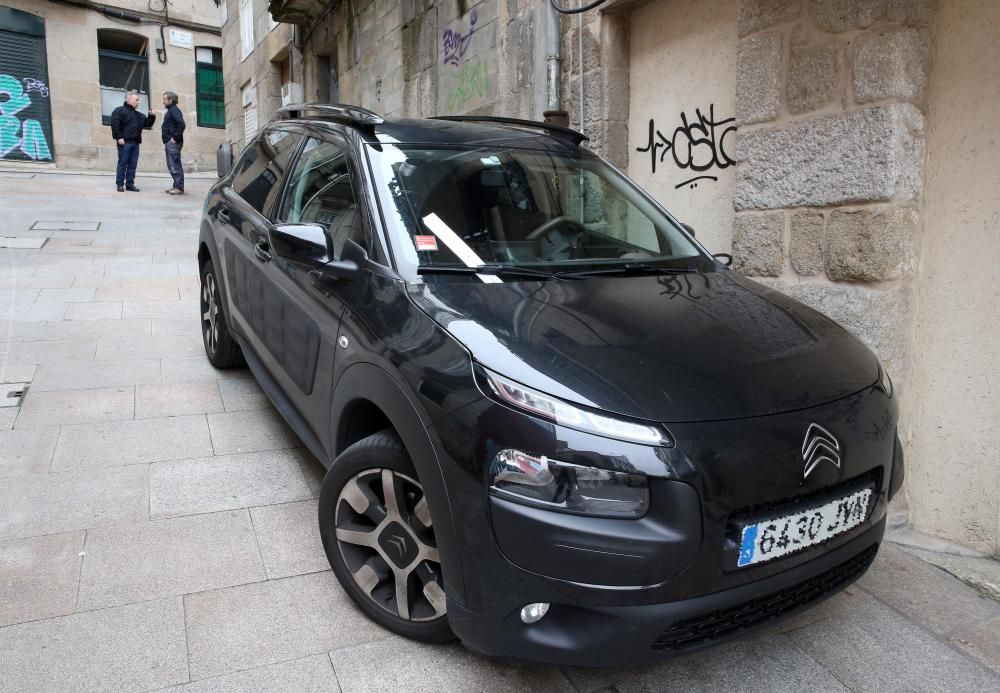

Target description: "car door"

left=253, top=132, right=369, bottom=444
left=214, top=126, right=303, bottom=352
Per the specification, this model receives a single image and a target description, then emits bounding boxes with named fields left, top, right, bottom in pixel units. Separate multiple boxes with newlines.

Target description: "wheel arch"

left=330, top=362, right=467, bottom=607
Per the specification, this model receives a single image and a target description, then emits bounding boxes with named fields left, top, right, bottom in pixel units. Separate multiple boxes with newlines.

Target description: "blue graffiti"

left=0, top=74, right=52, bottom=161
left=442, top=9, right=478, bottom=66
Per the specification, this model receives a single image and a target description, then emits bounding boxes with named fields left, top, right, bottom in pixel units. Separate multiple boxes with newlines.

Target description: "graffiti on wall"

left=0, top=74, right=52, bottom=161
left=446, top=59, right=491, bottom=111
left=442, top=9, right=478, bottom=66
left=636, top=105, right=735, bottom=189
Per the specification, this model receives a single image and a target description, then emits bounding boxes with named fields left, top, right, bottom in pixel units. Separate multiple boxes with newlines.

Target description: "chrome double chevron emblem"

left=802, top=423, right=841, bottom=479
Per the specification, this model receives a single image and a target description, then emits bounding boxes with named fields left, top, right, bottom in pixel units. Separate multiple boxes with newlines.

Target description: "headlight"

left=483, top=369, right=672, bottom=446
left=877, top=361, right=893, bottom=398
left=489, top=449, right=649, bottom=518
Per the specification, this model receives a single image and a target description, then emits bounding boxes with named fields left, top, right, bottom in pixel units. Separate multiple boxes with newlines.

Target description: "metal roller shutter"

left=0, top=6, right=54, bottom=162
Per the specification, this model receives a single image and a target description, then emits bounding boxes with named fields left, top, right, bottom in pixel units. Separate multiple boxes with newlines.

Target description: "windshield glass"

left=367, top=144, right=711, bottom=280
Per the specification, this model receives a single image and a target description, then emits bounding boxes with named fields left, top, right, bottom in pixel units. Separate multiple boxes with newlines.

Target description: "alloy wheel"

left=201, top=271, right=219, bottom=355
left=334, top=468, right=446, bottom=622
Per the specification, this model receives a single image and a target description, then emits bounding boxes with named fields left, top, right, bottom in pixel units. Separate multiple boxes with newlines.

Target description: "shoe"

left=166, top=188, right=184, bottom=195
left=125, top=185, right=140, bottom=192
left=117, top=185, right=124, bottom=192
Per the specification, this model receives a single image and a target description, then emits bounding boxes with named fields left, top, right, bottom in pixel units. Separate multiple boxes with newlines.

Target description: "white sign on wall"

left=167, top=28, right=194, bottom=49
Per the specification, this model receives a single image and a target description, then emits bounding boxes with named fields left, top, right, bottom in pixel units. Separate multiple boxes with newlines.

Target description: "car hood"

left=407, top=271, right=878, bottom=423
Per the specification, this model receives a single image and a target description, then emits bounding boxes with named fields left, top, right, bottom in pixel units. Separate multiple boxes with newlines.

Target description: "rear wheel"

left=200, top=259, right=244, bottom=368
left=318, top=430, right=452, bottom=642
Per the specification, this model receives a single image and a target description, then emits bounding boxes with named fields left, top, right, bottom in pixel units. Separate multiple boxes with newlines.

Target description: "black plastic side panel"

left=490, top=478, right=702, bottom=587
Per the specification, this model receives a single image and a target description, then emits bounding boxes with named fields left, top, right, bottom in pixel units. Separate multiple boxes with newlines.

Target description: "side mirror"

left=713, top=252, right=733, bottom=267
left=216, top=142, right=233, bottom=178
left=321, top=238, right=367, bottom=280
left=270, top=223, right=332, bottom=267
left=681, top=222, right=696, bottom=238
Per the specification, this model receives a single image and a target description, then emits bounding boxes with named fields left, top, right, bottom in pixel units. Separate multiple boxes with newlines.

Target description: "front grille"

left=652, top=544, right=878, bottom=652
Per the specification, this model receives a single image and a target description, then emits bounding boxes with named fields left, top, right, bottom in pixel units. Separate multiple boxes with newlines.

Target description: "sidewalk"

left=1, top=173, right=998, bottom=692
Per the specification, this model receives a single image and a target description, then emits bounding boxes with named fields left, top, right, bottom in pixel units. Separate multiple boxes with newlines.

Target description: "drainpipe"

left=542, top=1, right=567, bottom=127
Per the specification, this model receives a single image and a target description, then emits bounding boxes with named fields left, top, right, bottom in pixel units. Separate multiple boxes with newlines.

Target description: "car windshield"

left=367, top=143, right=711, bottom=281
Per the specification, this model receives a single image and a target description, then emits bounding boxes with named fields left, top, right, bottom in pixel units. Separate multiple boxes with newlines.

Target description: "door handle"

left=254, top=239, right=272, bottom=263
left=217, top=206, right=230, bottom=224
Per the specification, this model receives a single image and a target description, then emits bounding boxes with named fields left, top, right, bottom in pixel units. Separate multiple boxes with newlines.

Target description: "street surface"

left=0, top=171, right=998, bottom=692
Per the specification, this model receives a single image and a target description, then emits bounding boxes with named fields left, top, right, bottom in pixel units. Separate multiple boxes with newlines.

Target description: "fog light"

left=520, top=602, right=550, bottom=624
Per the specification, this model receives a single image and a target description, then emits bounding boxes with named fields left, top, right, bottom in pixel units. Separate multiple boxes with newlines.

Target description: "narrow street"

left=0, top=171, right=997, bottom=692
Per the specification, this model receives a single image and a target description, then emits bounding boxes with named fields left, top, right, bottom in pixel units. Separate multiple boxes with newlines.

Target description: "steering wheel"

left=525, top=216, right=588, bottom=262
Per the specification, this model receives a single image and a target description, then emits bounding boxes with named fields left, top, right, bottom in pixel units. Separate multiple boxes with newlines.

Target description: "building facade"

left=0, top=0, right=225, bottom=173
left=225, top=0, right=1000, bottom=557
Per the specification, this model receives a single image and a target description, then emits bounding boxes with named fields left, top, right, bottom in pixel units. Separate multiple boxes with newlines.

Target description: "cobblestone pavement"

left=0, top=171, right=998, bottom=692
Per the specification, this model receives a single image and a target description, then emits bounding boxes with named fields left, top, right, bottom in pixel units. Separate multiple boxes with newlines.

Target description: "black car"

left=198, top=104, right=902, bottom=666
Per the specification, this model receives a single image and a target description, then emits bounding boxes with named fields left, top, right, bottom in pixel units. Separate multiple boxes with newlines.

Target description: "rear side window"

left=278, top=137, right=364, bottom=260
left=230, top=129, right=302, bottom=216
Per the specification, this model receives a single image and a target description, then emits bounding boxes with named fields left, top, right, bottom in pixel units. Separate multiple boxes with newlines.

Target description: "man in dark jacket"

left=109, top=91, right=156, bottom=192
left=161, top=91, right=186, bottom=195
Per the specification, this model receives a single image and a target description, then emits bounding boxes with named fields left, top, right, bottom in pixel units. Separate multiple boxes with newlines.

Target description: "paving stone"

left=65, top=301, right=123, bottom=320
left=785, top=591, right=1000, bottom=692
left=0, top=407, right=15, bottom=430
left=0, top=597, right=188, bottom=693
left=4, top=318, right=150, bottom=342
left=135, top=381, right=224, bottom=419
left=250, top=500, right=328, bottom=579
left=124, top=299, right=199, bottom=320
left=857, top=544, right=1000, bottom=638
left=218, top=377, right=270, bottom=411
left=0, top=276, right=75, bottom=289
left=94, top=286, right=181, bottom=302
left=152, top=317, right=203, bottom=337
left=331, top=637, right=575, bottom=693
left=0, top=427, right=59, bottom=477
left=0, top=465, right=148, bottom=540
left=565, top=634, right=848, bottom=692
left=108, top=264, right=182, bottom=279
left=35, top=287, right=96, bottom=303
left=949, top=614, right=1000, bottom=676
left=77, top=510, right=266, bottom=611
left=32, top=264, right=105, bottom=277
left=52, top=414, right=214, bottom=470
left=95, top=333, right=203, bottom=361
left=0, top=531, right=85, bottom=627
left=0, top=302, right=69, bottom=321
left=0, top=362, right=36, bottom=382
left=14, top=386, right=134, bottom=429
left=30, top=358, right=160, bottom=391
left=0, top=338, right=96, bottom=364
left=0, top=288, right=40, bottom=303
left=185, top=571, right=387, bottom=680
left=207, top=409, right=300, bottom=455
left=150, top=449, right=314, bottom=518
left=298, top=450, right=327, bottom=498
left=150, top=654, right=338, bottom=692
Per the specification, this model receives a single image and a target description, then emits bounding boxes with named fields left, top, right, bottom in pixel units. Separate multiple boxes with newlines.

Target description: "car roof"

left=278, top=106, right=587, bottom=152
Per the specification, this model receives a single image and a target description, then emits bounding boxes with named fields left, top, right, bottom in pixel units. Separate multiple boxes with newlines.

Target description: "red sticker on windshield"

left=415, top=235, right=438, bottom=252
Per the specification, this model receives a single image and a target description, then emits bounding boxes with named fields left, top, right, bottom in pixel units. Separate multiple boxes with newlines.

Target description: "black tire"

left=318, top=429, right=453, bottom=643
left=200, top=259, right=245, bottom=369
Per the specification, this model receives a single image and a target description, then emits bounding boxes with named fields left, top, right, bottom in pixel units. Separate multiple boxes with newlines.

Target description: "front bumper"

left=448, top=519, right=884, bottom=667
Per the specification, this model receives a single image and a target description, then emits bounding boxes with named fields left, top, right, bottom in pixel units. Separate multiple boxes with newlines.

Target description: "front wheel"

left=318, top=430, right=453, bottom=642
left=200, top=259, right=244, bottom=368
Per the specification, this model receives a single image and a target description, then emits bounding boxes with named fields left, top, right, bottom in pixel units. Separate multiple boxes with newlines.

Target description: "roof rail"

left=429, top=115, right=588, bottom=146
left=277, top=103, right=384, bottom=128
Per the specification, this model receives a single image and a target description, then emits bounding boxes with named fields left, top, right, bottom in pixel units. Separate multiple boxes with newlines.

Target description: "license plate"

left=737, top=488, right=872, bottom=567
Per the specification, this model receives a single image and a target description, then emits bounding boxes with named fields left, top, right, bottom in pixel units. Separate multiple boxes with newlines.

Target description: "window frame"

left=229, top=125, right=304, bottom=219
left=97, top=40, right=150, bottom=126
left=239, top=0, right=254, bottom=61
left=194, top=46, right=225, bottom=129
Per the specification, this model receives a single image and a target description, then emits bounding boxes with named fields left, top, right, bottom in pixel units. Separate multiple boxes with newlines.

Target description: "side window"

left=278, top=138, right=364, bottom=260
left=230, top=128, right=302, bottom=216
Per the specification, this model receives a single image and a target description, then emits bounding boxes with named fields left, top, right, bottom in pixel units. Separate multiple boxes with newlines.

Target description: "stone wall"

left=731, top=0, right=934, bottom=387
left=2, top=0, right=224, bottom=173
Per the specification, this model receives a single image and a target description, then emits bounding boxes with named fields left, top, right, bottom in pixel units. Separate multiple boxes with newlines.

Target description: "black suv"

left=198, top=104, right=902, bottom=666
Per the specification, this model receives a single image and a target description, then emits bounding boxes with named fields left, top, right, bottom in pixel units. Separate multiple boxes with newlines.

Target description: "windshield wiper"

left=417, top=264, right=582, bottom=280
left=554, top=262, right=700, bottom=278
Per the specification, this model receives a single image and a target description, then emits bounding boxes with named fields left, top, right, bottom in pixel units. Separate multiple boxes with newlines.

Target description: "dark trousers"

left=165, top=140, right=184, bottom=190
left=115, top=142, right=140, bottom=187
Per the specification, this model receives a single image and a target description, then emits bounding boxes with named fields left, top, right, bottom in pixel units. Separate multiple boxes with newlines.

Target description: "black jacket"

left=161, top=103, right=186, bottom=145
left=110, top=102, right=156, bottom=144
